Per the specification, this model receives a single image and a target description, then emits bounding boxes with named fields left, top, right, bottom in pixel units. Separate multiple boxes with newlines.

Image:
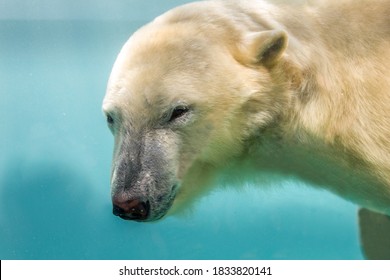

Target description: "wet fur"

left=103, top=0, right=390, bottom=220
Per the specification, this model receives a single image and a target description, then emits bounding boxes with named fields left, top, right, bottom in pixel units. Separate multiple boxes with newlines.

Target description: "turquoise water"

left=0, top=17, right=364, bottom=259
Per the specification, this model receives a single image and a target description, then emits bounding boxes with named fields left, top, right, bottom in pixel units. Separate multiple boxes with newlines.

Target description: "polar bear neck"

left=208, top=0, right=390, bottom=215
left=275, top=2, right=390, bottom=185
left=228, top=124, right=390, bottom=216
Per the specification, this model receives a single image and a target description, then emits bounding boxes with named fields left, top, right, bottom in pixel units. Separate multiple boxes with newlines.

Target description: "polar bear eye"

left=168, top=106, right=190, bottom=123
left=106, top=114, right=114, bottom=125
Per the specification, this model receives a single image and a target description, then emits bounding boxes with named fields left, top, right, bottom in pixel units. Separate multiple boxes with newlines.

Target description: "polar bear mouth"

left=150, top=184, right=178, bottom=221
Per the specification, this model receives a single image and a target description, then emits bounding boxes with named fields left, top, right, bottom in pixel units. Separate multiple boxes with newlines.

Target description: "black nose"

left=112, top=199, right=150, bottom=221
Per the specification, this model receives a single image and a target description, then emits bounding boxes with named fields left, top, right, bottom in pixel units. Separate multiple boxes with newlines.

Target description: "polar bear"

left=103, top=0, right=390, bottom=224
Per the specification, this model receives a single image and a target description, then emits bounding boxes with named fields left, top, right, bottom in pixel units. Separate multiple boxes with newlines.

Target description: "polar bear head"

left=103, top=1, right=289, bottom=221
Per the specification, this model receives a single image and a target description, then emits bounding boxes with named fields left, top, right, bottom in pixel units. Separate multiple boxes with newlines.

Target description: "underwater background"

left=0, top=0, right=363, bottom=259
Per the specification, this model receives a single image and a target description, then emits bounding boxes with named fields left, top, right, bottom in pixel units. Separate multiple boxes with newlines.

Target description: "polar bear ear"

left=244, top=30, right=288, bottom=66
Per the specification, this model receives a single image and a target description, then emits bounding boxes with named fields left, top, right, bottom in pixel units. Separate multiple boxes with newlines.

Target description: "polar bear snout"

left=112, top=197, right=150, bottom=221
